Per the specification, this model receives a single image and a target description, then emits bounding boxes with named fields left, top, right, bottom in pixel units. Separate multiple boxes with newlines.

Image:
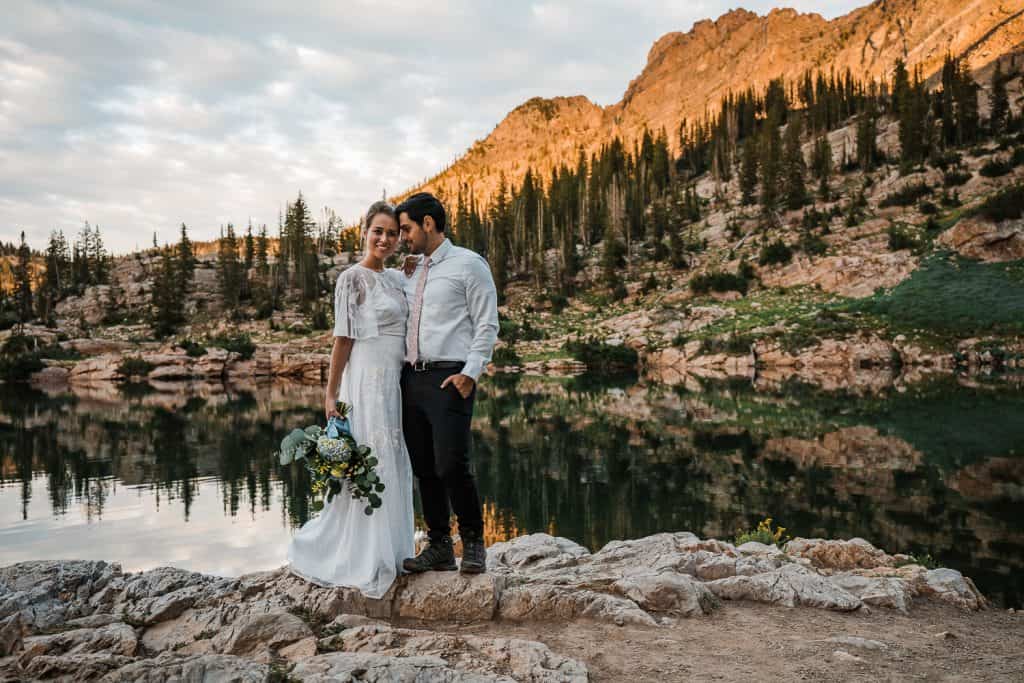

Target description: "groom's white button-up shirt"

left=402, top=238, right=499, bottom=381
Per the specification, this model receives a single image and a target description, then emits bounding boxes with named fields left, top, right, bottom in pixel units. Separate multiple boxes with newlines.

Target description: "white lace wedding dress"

left=287, top=264, right=415, bottom=599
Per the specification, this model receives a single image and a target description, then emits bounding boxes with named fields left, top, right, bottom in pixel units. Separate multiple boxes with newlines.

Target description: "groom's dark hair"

left=395, top=192, right=446, bottom=233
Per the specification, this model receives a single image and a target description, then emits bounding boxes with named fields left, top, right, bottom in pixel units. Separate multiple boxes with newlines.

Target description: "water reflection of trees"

left=0, top=383, right=320, bottom=527
left=471, top=374, right=1024, bottom=607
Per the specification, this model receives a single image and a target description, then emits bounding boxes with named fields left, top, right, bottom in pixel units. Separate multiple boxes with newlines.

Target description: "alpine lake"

left=1, top=370, right=1022, bottom=608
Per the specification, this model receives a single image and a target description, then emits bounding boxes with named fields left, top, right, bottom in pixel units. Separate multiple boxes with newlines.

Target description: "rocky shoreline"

left=0, top=532, right=991, bottom=681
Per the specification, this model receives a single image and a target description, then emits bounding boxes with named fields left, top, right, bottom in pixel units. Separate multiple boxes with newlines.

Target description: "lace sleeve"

left=332, top=268, right=380, bottom=339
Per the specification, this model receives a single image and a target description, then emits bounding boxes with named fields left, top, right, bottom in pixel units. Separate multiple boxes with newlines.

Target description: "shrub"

left=0, top=352, right=44, bottom=382
left=641, top=273, right=659, bottom=294
left=757, top=240, right=793, bottom=266
left=942, top=169, right=971, bottom=187
left=977, top=184, right=1024, bottom=222
left=799, top=231, right=828, bottom=256
left=1012, top=147, right=1024, bottom=167
left=2, top=334, right=37, bottom=356
left=118, top=356, right=155, bottom=379
left=735, top=518, right=790, bottom=548
left=887, top=225, right=921, bottom=252
left=177, top=339, right=207, bottom=357
left=205, top=333, right=256, bottom=360
left=929, top=150, right=962, bottom=171
left=689, top=271, right=749, bottom=295
left=879, top=181, right=932, bottom=207
left=940, top=189, right=962, bottom=207
left=611, top=281, right=628, bottom=301
left=548, top=293, right=568, bottom=313
left=918, top=200, right=938, bottom=215
left=310, top=304, right=330, bottom=331
left=491, top=345, right=520, bottom=366
left=563, top=337, right=638, bottom=369
left=980, top=158, right=1013, bottom=178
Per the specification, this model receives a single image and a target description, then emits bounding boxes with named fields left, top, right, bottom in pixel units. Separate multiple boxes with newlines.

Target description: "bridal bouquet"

left=277, top=402, right=385, bottom=515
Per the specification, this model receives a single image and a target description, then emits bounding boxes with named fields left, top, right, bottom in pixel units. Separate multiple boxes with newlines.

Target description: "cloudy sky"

left=1, top=1, right=861, bottom=253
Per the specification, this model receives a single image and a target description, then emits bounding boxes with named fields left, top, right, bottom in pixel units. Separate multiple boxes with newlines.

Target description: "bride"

left=287, top=200, right=415, bottom=598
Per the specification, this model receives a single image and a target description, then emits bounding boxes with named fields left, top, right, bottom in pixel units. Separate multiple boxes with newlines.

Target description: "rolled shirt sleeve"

left=460, top=254, right=499, bottom=381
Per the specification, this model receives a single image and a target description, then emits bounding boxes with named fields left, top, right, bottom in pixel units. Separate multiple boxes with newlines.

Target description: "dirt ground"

left=419, top=603, right=1024, bottom=682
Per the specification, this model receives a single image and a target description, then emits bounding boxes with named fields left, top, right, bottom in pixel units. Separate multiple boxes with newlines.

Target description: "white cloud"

left=0, top=0, right=864, bottom=252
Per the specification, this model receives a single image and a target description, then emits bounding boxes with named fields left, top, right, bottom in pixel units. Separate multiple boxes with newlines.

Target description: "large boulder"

left=291, top=652, right=500, bottom=682
left=937, top=216, right=1024, bottom=262
left=209, top=610, right=314, bottom=662
left=98, top=652, right=269, bottom=682
left=705, top=563, right=863, bottom=611
left=397, top=572, right=501, bottom=623
left=783, top=537, right=899, bottom=571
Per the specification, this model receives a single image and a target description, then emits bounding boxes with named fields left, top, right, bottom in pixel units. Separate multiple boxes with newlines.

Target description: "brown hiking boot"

left=460, top=537, right=486, bottom=574
left=402, top=537, right=457, bottom=573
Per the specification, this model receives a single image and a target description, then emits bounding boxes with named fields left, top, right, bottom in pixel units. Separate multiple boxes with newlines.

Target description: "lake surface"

left=1, top=373, right=1022, bottom=607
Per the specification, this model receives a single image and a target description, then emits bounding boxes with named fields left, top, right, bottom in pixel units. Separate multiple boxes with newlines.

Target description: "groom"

left=396, top=192, right=499, bottom=575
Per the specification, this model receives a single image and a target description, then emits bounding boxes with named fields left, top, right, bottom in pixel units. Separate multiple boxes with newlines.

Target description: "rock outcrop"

left=937, top=216, right=1024, bottom=262
left=0, top=532, right=987, bottom=680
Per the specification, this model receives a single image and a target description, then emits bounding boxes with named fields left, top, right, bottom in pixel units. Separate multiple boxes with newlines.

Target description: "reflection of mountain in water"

left=0, top=374, right=1021, bottom=607
left=471, top=374, right=1024, bottom=607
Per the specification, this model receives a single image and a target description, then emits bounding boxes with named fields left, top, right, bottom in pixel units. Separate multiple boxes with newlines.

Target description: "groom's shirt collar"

left=426, top=238, right=453, bottom=263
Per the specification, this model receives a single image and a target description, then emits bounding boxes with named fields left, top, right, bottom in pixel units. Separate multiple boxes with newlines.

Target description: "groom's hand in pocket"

left=440, top=374, right=475, bottom=399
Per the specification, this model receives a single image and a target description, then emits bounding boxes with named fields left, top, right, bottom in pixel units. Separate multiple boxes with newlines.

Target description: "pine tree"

left=782, top=117, right=808, bottom=210
left=989, top=59, right=1009, bottom=135
left=88, top=224, right=110, bottom=284
left=38, top=230, right=69, bottom=320
left=739, top=135, right=759, bottom=205
left=256, top=224, right=269, bottom=275
left=176, top=223, right=195, bottom=292
left=759, top=108, right=783, bottom=210
left=14, top=232, right=33, bottom=329
left=811, top=134, right=833, bottom=201
left=151, top=247, right=185, bottom=337
left=856, top=106, right=879, bottom=171
left=899, top=65, right=929, bottom=170
left=216, top=224, right=243, bottom=312
left=244, top=222, right=255, bottom=271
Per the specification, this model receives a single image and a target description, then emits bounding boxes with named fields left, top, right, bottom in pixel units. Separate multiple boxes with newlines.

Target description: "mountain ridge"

left=407, top=0, right=1024, bottom=207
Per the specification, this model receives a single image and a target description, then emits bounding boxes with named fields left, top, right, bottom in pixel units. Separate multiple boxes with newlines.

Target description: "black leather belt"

left=406, top=361, right=464, bottom=372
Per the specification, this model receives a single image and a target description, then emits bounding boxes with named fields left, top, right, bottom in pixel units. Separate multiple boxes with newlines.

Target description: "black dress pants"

left=400, top=366, right=484, bottom=543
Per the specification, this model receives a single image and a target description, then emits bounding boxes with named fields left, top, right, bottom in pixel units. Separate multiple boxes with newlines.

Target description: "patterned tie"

left=405, top=255, right=431, bottom=365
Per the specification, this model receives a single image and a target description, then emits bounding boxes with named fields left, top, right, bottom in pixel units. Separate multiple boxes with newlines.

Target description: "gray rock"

left=0, top=615, right=21, bottom=657
left=333, top=622, right=588, bottom=682
left=23, top=652, right=135, bottom=681
left=291, top=652, right=504, bottom=682
left=612, top=571, right=720, bottom=616
left=924, top=568, right=987, bottom=610
left=487, top=534, right=590, bottom=573
left=397, top=572, right=501, bottom=622
left=19, top=622, right=137, bottom=667
left=695, top=555, right=737, bottom=580
left=826, top=636, right=888, bottom=651
left=831, top=574, right=917, bottom=613
left=98, top=652, right=269, bottom=682
left=706, top=563, right=862, bottom=611
left=209, top=610, right=314, bottom=662
left=498, top=585, right=656, bottom=626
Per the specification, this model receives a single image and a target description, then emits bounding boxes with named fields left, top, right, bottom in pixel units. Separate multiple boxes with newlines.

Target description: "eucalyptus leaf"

left=280, top=428, right=312, bottom=465
left=364, top=505, right=373, bottom=515
left=374, top=482, right=385, bottom=492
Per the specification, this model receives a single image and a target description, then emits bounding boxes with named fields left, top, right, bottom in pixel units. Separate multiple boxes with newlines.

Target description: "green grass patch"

left=847, top=253, right=1024, bottom=337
